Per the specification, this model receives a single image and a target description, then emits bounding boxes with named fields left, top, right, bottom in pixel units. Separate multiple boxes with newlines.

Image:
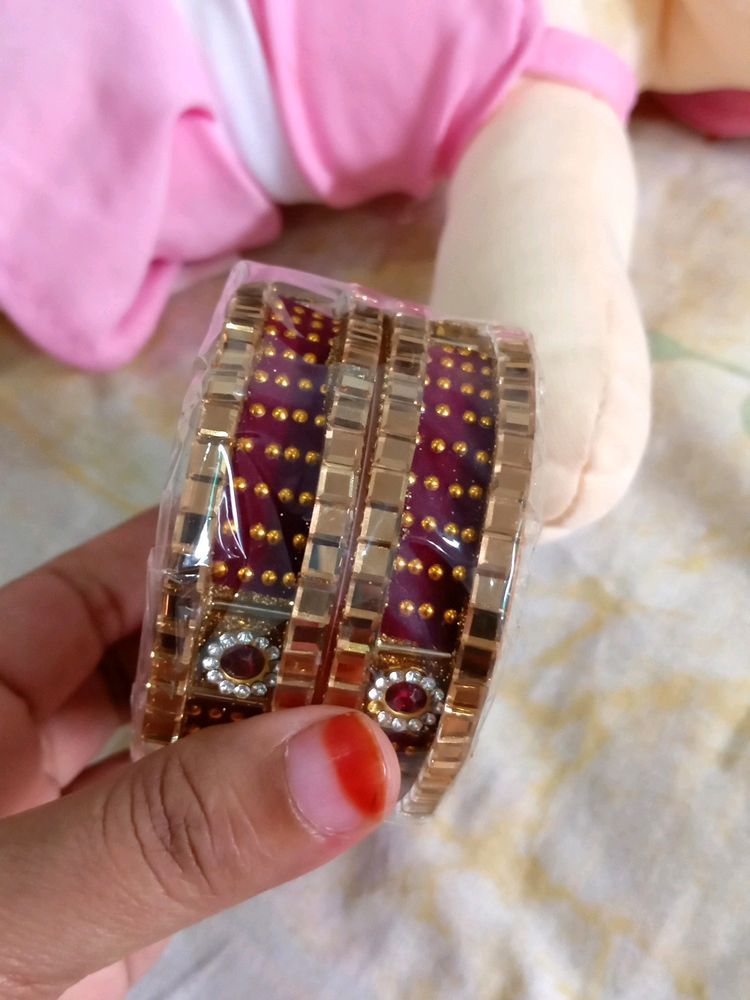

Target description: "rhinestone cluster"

left=201, top=629, right=280, bottom=699
left=367, top=668, right=445, bottom=734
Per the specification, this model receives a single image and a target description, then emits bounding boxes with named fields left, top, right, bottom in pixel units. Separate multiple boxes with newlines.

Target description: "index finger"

left=0, top=508, right=156, bottom=721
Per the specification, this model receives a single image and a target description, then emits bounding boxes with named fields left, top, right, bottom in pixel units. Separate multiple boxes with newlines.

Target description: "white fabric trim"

left=172, top=0, right=315, bottom=203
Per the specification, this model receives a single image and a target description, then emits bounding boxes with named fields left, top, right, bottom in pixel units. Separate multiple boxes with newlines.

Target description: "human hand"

left=0, top=511, right=400, bottom=1000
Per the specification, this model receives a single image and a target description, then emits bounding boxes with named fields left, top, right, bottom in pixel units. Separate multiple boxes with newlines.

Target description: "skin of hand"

left=0, top=510, right=401, bottom=1000
left=432, top=0, right=750, bottom=538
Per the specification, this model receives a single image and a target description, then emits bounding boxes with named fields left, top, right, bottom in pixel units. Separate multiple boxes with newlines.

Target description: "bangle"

left=133, top=263, right=536, bottom=816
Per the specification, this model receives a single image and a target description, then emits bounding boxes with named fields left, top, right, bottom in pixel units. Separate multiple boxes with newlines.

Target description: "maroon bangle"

left=133, top=263, right=536, bottom=815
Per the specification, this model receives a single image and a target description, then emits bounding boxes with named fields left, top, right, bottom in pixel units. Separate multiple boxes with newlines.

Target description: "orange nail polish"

left=321, top=713, right=388, bottom=819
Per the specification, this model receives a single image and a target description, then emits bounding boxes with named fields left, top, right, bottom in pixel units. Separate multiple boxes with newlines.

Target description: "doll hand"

left=0, top=512, right=399, bottom=1000
left=432, top=80, right=651, bottom=539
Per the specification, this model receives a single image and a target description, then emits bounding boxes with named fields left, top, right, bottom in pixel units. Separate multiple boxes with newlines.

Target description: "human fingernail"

left=285, top=713, right=399, bottom=835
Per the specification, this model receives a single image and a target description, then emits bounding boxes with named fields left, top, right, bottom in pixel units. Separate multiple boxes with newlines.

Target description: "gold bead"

left=293, top=304, right=305, bottom=315
left=305, top=450, right=320, bottom=464
left=402, top=511, right=415, bottom=528
left=278, top=488, right=294, bottom=503
left=320, top=383, right=328, bottom=394
left=265, top=444, right=281, bottom=459
left=284, top=446, right=301, bottom=461
left=461, top=361, right=474, bottom=373
left=263, top=344, right=276, bottom=357
left=408, top=558, right=424, bottom=575
left=422, top=515, right=437, bottom=531
left=428, top=564, right=444, bottom=581
left=254, top=369, right=269, bottom=383
left=250, top=403, right=266, bottom=418
left=254, top=482, right=270, bottom=498
left=430, top=438, right=446, bottom=453
left=476, top=450, right=491, bottom=464
left=452, top=565, right=467, bottom=582
left=437, top=377, right=452, bottom=390
left=314, top=414, right=326, bottom=427
left=299, top=491, right=314, bottom=506
left=442, top=344, right=455, bottom=354
left=282, top=348, right=296, bottom=361
left=368, top=700, right=379, bottom=714
left=234, top=477, right=248, bottom=492
left=463, top=410, right=477, bottom=424
left=399, top=599, right=415, bottom=616
left=481, top=366, right=492, bottom=376
left=311, top=318, right=324, bottom=330
left=275, top=373, right=290, bottom=387
left=266, top=529, right=282, bottom=545
left=212, top=561, right=228, bottom=579
left=480, top=388, right=492, bottom=400
left=453, top=441, right=468, bottom=457
left=444, top=608, right=459, bottom=625
left=461, top=527, right=477, bottom=543
left=261, top=570, right=278, bottom=586
left=237, top=566, right=254, bottom=582
left=282, top=572, right=297, bottom=588
left=480, top=415, right=493, bottom=427
left=298, top=378, right=313, bottom=390
left=458, top=347, right=471, bottom=357
left=292, top=533, right=307, bottom=550
left=460, top=383, right=474, bottom=395
left=394, top=556, right=407, bottom=572
left=249, top=523, right=266, bottom=541
left=468, top=484, right=484, bottom=500
left=303, top=352, right=317, bottom=364
left=292, top=409, right=308, bottom=424
left=440, top=357, right=454, bottom=368
left=424, top=476, right=440, bottom=491
left=444, top=522, right=459, bottom=537
left=237, top=437, right=254, bottom=453
left=449, top=484, right=464, bottom=498
left=435, top=404, right=451, bottom=417
left=408, top=472, right=417, bottom=486
left=308, top=332, right=321, bottom=343
left=418, top=603, right=435, bottom=620
left=272, top=406, right=288, bottom=421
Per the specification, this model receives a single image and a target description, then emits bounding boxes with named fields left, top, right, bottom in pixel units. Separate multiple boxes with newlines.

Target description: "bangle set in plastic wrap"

left=132, top=262, right=537, bottom=817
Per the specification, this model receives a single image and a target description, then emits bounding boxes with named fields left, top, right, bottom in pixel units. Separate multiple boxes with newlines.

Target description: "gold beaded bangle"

left=132, top=262, right=536, bottom=816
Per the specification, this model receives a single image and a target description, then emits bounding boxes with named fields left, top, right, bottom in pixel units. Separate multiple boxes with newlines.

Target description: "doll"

left=0, top=0, right=748, bottom=535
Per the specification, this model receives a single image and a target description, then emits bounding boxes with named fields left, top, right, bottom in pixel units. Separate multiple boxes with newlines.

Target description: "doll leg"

left=431, top=80, right=650, bottom=538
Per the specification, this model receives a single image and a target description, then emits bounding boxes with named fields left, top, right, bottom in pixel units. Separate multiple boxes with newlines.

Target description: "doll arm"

left=431, top=79, right=650, bottom=538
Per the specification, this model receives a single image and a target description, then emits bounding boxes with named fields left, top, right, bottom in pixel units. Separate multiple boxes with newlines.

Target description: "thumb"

left=0, top=706, right=400, bottom=998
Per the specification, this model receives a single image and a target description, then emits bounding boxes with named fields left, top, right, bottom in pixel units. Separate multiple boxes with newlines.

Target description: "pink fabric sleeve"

left=526, top=26, right=638, bottom=122
left=0, top=2, right=280, bottom=370
left=248, top=0, right=545, bottom=206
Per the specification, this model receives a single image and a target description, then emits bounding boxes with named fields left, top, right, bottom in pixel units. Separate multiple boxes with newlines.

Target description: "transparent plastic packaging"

left=132, top=261, right=539, bottom=816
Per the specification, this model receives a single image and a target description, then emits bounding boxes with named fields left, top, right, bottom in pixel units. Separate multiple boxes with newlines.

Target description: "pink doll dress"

left=0, top=1, right=636, bottom=370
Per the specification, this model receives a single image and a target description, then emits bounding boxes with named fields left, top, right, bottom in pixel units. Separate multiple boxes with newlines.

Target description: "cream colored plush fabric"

left=1, top=114, right=749, bottom=999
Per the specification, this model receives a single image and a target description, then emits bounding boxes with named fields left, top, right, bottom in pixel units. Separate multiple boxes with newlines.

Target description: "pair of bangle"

left=133, top=263, right=536, bottom=816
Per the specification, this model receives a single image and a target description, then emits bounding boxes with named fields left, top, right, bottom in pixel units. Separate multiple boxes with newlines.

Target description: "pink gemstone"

left=220, top=645, right=266, bottom=682
left=385, top=681, right=427, bottom=715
